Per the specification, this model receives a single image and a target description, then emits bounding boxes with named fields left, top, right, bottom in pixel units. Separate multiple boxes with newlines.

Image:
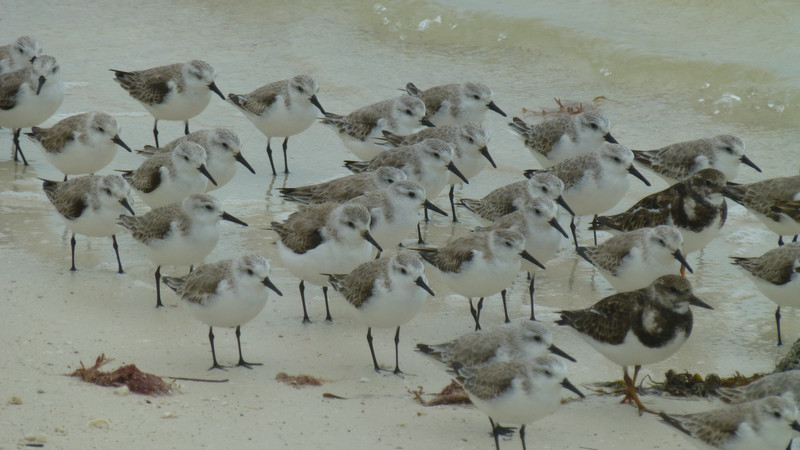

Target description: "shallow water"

left=2, top=0, right=799, bottom=447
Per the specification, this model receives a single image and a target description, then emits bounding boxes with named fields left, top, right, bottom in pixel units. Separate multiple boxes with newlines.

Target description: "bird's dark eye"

left=103, top=188, right=112, bottom=195
left=590, top=123, right=599, bottom=130
left=534, top=209, right=541, bottom=215
left=222, top=143, right=229, bottom=149
left=473, top=95, right=480, bottom=100
left=247, top=269, right=254, bottom=275
left=658, top=239, right=665, bottom=246
left=725, top=147, right=733, bottom=154
left=194, top=73, right=202, bottom=80
left=773, top=412, right=782, bottom=419
left=18, top=48, right=24, bottom=54
left=52, top=66, right=59, bottom=73
left=704, top=180, right=713, bottom=186
left=613, top=157, right=621, bottom=163
left=387, top=178, right=395, bottom=183
left=433, top=153, right=440, bottom=159
left=347, top=221, right=355, bottom=228
left=97, top=127, right=105, bottom=133
left=400, top=268, right=407, bottom=275
left=183, top=156, right=190, bottom=161
left=505, top=241, right=512, bottom=247
left=405, top=109, right=412, bottom=115
left=533, top=336, right=542, bottom=342
left=544, top=370, right=552, bottom=376
left=205, top=205, right=213, bottom=210
left=297, top=86, right=304, bottom=93
left=467, top=137, right=474, bottom=144
left=669, top=287, right=678, bottom=293
left=542, top=187, right=548, bottom=193
left=408, top=192, right=416, bottom=198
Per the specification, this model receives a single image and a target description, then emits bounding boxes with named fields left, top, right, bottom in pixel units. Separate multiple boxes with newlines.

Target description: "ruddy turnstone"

left=557, top=275, right=713, bottom=412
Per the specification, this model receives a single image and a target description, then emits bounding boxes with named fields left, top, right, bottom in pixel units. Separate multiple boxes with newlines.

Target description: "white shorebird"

left=162, top=253, right=283, bottom=370
left=228, top=74, right=325, bottom=175
left=270, top=202, right=382, bottom=323
left=27, top=112, right=131, bottom=179
left=0, top=55, right=64, bottom=165
left=403, top=81, right=506, bottom=126
left=117, top=193, right=248, bottom=308
left=111, top=60, right=225, bottom=147
left=42, top=174, right=135, bottom=273
left=327, top=251, right=434, bottom=374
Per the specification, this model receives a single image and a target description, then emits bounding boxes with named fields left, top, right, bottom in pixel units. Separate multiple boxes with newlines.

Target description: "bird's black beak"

left=415, top=276, right=435, bottom=296
left=310, top=94, right=326, bottom=114
left=221, top=211, right=248, bottom=226
left=112, top=135, right=132, bottom=152
left=262, top=277, right=283, bottom=296
left=198, top=164, right=218, bottom=186
left=487, top=101, right=507, bottom=117
left=235, top=152, right=256, bottom=174
left=208, top=81, right=225, bottom=100
left=479, top=146, right=497, bottom=168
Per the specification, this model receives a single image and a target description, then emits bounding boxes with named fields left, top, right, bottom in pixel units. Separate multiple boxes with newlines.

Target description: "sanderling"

left=345, top=181, right=446, bottom=254
left=136, top=128, right=254, bottom=190
left=717, top=370, right=800, bottom=404
left=403, top=81, right=506, bottom=126
left=326, top=251, right=434, bottom=374
left=633, top=135, right=761, bottom=184
left=509, top=107, right=618, bottom=168
left=479, top=196, right=569, bottom=319
left=42, top=174, right=135, bottom=273
left=279, top=166, right=407, bottom=204
left=27, top=112, right=131, bottom=179
left=321, top=94, right=433, bottom=160
left=525, top=142, right=651, bottom=248
left=731, top=242, right=800, bottom=346
left=117, top=193, right=248, bottom=308
left=162, top=253, right=282, bottom=370
left=0, top=36, right=41, bottom=75
left=592, top=168, right=729, bottom=274
left=460, top=172, right=574, bottom=223
left=379, top=122, right=496, bottom=221
left=724, top=175, right=800, bottom=246
left=416, top=319, right=576, bottom=368
left=121, top=141, right=217, bottom=208
left=557, top=275, right=713, bottom=412
left=419, top=229, right=544, bottom=330
left=111, top=60, right=225, bottom=147
left=576, top=225, right=691, bottom=292
left=270, top=202, right=382, bottom=323
left=0, top=55, right=64, bottom=165
left=660, top=395, right=800, bottom=450
left=454, top=356, right=584, bottom=450
left=227, top=74, right=325, bottom=175
left=344, top=138, right=468, bottom=203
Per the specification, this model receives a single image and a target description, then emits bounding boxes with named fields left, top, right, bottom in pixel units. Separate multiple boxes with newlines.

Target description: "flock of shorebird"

left=3, top=34, right=800, bottom=449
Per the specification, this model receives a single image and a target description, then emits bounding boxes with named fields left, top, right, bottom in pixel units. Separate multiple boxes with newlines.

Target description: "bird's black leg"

left=236, top=325, right=262, bottom=368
